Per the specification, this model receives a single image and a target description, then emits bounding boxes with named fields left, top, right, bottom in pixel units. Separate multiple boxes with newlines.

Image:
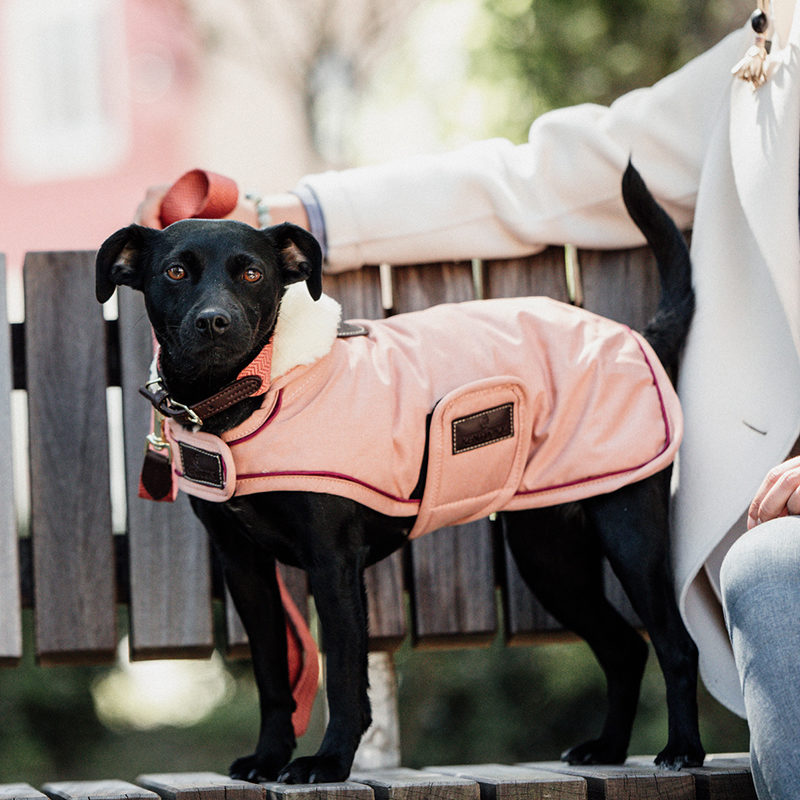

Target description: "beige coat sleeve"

left=300, top=25, right=750, bottom=273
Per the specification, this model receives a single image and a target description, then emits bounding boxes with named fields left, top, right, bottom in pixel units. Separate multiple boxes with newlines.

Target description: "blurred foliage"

left=0, top=612, right=748, bottom=783
left=0, top=611, right=326, bottom=784
left=396, top=635, right=749, bottom=766
left=471, top=0, right=750, bottom=140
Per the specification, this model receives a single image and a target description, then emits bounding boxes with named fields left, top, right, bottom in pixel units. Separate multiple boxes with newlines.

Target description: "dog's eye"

left=165, top=264, right=186, bottom=281
left=242, top=267, right=263, bottom=284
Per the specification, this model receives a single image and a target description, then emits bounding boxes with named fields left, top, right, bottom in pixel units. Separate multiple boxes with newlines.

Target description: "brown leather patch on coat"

left=452, top=403, right=514, bottom=454
left=179, top=442, right=225, bottom=489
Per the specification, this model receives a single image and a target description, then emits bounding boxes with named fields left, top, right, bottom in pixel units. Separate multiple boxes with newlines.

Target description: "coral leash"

left=150, top=169, right=319, bottom=738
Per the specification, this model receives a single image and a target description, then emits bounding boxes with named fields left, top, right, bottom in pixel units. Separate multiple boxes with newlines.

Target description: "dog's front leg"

left=192, top=499, right=297, bottom=781
left=279, top=554, right=370, bottom=783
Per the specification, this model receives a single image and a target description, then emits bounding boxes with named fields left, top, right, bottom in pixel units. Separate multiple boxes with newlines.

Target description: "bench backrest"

left=0, top=244, right=662, bottom=666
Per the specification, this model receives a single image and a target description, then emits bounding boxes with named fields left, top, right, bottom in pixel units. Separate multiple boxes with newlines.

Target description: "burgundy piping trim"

left=515, top=330, right=673, bottom=499
left=237, top=469, right=421, bottom=506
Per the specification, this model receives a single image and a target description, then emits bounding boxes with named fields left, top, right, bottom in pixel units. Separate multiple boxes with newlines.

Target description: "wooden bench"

left=0, top=245, right=756, bottom=800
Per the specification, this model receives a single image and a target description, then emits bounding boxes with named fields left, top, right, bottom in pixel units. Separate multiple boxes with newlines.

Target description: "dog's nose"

left=195, top=308, right=231, bottom=337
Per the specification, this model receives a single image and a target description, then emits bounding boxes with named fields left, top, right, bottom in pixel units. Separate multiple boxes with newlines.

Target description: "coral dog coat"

left=162, top=286, right=682, bottom=539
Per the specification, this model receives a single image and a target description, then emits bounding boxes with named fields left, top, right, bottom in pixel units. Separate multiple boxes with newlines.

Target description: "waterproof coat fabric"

left=297, top=3, right=800, bottom=715
left=167, top=295, right=682, bottom=541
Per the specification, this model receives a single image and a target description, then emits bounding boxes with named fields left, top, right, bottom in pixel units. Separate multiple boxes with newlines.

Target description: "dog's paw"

left=561, top=739, right=627, bottom=766
left=277, top=754, right=350, bottom=784
left=229, top=753, right=285, bottom=783
left=654, top=744, right=706, bottom=770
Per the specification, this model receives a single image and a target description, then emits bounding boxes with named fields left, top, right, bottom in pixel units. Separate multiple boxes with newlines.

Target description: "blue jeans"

left=720, top=518, right=800, bottom=799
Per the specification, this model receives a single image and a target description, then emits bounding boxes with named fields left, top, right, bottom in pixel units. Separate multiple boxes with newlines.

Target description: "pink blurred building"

left=0, top=0, right=198, bottom=272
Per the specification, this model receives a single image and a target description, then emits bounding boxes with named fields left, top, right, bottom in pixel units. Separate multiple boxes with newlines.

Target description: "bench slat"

left=426, top=764, right=587, bottom=800
left=579, top=246, right=661, bottom=331
left=326, top=266, right=406, bottom=649
left=628, top=755, right=756, bottom=800
left=409, top=520, right=497, bottom=645
left=325, top=266, right=384, bottom=321
left=365, top=555, right=406, bottom=651
left=136, top=773, right=264, bottom=800
left=483, top=248, right=570, bottom=302
left=484, top=251, right=571, bottom=641
left=0, top=785, right=48, bottom=800
left=42, top=781, right=159, bottom=800
left=261, top=783, right=373, bottom=800
left=391, top=262, right=497, bottom=645
left=0, top=256, right=22, bottom=664
left=117, top=291, right=214, bottom=660
left=351, top=767, right=479, bottom=800
left=579, top=246, right=665, bottom=630
left=390, top=262, right=477, bottom=311
left=689, top=756, right=757, bottom=800
left=501, top=538, right=563, bottom=644
left=523, top=761, right=694, bottom=800
left=25, top=251, right=116, bottom=663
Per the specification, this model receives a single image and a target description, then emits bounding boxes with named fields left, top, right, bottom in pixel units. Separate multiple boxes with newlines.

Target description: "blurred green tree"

left=472, top=0, right=749, bottom=139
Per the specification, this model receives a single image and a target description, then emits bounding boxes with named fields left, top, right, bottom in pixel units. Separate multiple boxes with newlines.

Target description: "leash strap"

left=141, top=169, right=319, bottom=737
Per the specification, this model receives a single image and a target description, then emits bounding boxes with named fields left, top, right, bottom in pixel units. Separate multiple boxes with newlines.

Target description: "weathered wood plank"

left=690, top=756, right=756, bottom=800
left=324, top=265, right=384, bottom=321
left=25, top=251, right=116, bottom=663
left=483, top=248, right=570, bottom=302
left=482, top=250, right=573, bottom=641
left=0, top=785, right=47, bottom=800
left=365, top=555, right=406, bottom=651
left=351, top=767, right=479, bottom=800
left=325, top=265, right=406, bottom=649
left=409, top=519, right=497, bottom=645
left=426, top=763, right=587, bottom=800
left=500, top=536, right=564, bottom=644
left=136, top=773, right=264, bottom=800
left=629, top=755, right=755, bottom=800
left=42, top=780, right=159, bottom=800
left=117, top=290, right=214, bottom=660
left=390, top=261, right=477, bottom=311
left=580, top=246, right=666, bottom=630
left=579, top=246, right=661, bottom=330
left=391, top=262, right=497, bottom=645
left=261, top=783, right=373, bottom=800
left=0, top=255, right=22, bottom=664
left=525, top=761, right=694, bottom=800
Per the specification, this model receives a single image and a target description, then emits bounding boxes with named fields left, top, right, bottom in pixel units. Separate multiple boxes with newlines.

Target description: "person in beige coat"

left=138, top=3, right=800, bottom=794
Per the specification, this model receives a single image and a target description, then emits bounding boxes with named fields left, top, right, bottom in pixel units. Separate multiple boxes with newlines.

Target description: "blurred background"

left=0, top=0, right=751, bottom=783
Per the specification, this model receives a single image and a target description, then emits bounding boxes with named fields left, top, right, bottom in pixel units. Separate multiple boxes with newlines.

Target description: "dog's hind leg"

left=584, top=473, right=705, bottom=769
left=503, top=505, right=648, bottom=765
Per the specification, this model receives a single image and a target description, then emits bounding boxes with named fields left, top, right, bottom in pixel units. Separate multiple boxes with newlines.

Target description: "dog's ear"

left=268, top=222, right=323, bottom=301
left=95, top=224, right=159, bottom=303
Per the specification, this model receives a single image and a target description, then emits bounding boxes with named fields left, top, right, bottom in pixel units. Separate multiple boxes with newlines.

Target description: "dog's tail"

left=622, top=160, right=695, bottom=369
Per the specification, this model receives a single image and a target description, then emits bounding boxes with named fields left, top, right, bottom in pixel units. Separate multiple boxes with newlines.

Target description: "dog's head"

left=96, top=219, right=322, bottom=388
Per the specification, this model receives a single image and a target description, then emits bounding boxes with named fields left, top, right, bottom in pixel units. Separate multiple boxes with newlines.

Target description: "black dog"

left=96, top=163, right=703, bottom=783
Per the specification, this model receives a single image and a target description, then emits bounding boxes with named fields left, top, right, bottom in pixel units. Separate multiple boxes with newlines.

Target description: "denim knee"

left=721, top=517, right=800, bottom=629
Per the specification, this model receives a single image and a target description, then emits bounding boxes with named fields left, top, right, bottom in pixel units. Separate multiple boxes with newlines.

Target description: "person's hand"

left=135, top=184, right=170, bottom=227
left=747, top=455, right=800, bottom=528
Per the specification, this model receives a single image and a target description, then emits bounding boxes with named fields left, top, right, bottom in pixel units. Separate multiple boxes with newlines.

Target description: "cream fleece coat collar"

left=270, top=283, right=342, bottom=382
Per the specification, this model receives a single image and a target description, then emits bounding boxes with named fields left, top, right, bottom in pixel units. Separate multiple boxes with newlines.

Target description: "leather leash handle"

left=159, top=169, right=239, bottom=228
